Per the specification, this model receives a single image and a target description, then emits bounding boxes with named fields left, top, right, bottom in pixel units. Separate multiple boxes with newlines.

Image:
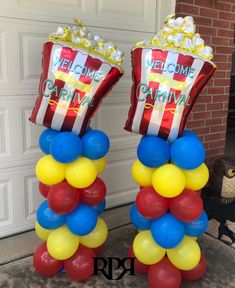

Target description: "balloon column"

left=125, top=15, right=216, bottom=288
left=34, top=128, right=109, bottom=281
left=30, top=19, right=123, bottom=281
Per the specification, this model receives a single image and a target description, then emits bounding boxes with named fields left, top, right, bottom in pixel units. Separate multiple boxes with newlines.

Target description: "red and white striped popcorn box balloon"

left=30, top=41, right=123, bottom=135
left=124, top=47, right=216, bottom=141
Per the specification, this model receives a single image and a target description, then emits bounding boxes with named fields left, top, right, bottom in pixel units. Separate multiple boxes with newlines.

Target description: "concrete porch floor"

left=0, top=222, right=235, bottom=288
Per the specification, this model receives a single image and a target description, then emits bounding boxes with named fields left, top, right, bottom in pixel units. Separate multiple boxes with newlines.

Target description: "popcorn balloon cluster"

left=33, top=128, right=109, bottom=281
left=125, top=14, right=216, bottom=141
left=30, top=19, right=123, bottom=135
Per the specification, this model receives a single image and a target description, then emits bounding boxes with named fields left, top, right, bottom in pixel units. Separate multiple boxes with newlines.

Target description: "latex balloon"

left=65, top=157, right=97, bottom=188
left=36, top=201, right=65, bottom=229
left=92, top=199, right=106, bottom=216
left=152, top=164, right=186, bottom=198
left=169, top=189, right=203, bottom=222
left=66, top=204, right=98, bottom=236
left=36, top=155, right=66, bottom=185
left=183, top=163, right=209, bottom=190
left=47, top=181, right=80, bottom=214
left=133, top=231, right=166, bottom=265
left=80, top=218, right=108, bottom=248
left=92, top=157, right=107, bottom=175
left=47, top=225, right=80, bottom=260
left=151, top=213, right=185, bottom=249
left=167, top=236, right=201, bottom=271
left=182, top=254, right=207, bottom=281
left=171, top=136, right=205, bottom=170
left=79, top=177, right=106, bottom=206
left=81, top=129, right=110, bottom=160
left=137, top=135, right=170, bottom=168
left=132, top=160, right=155, bottom=187
left=130, top=203, right=153, bottom=230
left=39, top=129, right=58, bottom=154
left=182, top=130, right=200, bottom=140
left=33, top=243, right=63, bottom=276
left=35, top=221, right=52, bottom=241
left=128, top=244, right=149, bottom=273
left=38, top=182, right=51, bottom=198
left=184, top=210, right=208, bottom=237
left=136, top=187, right=168, bottom=219
left=64, top=245, right=96, bottom=281
left=50, top=132, right=83, bottom=163
left=148, top=257, right=182, bottom=288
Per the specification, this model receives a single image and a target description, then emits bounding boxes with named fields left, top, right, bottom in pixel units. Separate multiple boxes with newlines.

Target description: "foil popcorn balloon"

left=30, top=19, right=124, bottom=135
left=124, top=15, right=216, bottom=141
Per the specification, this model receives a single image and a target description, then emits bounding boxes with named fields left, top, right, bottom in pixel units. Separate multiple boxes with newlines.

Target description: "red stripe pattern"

left=124, top=47, right=216, bottom=141
left=30, top=41, right=123, bottom=135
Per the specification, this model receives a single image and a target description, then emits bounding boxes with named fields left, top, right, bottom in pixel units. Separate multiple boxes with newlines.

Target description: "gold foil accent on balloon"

left=144, top=103, right=177, bottom=115
left=148, top=73, right=187, bottom=90
left=55, top=71, right=91, bottom=93
left=48, top=18, right=124, bottom=67
left=48, top=99, right=80, bottom=114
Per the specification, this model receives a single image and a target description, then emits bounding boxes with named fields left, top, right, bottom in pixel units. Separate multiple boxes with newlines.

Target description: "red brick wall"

left=176, top=0, right=234, bottom=168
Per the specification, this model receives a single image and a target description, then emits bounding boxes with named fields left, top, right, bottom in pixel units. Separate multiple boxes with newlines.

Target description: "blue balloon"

left=92, top=200, right=106, bottom=216
left=39, top=129, right=58, bottom=154
left=151, top=213, right=185, bottom=249
left=81, top=129, right=110, bottom=160
left=130, top=203, right=152, bottom=230
left=170, top=136, right=205, bottom=170
left=137, top=135, right=170, bottom=168
left=182, top=130, right=200, bottom=140
left=184, top=210, right=208, bottom=237
left=66, top=204, right=98, bottom=236
left=36, top=201, right=65, bottom=229
left=50, top=131, right=82, bottom=163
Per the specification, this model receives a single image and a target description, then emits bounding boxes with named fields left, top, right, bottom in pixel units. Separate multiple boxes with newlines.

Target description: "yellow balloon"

left=35, top=155, right=66, bottom=185
left=132, top=160, right=155, bottom=187
left=167, top=236, right=201, bottom=271
left=35, top=221, right=52, bottom=241
left=152, top=164, right=186, bottom=198
left=80, top=218, right=108, bottom=248
left=66, top=157, right=97, bottom=188
left=183, top=163, right=209, bottom=190
left=47, top=225, right=79, bottom=260
left=133, top=230, right=166, bottom=265
left=92, top=157, right=107, bottom=175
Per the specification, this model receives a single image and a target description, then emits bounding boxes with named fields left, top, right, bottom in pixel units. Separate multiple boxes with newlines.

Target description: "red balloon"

left=169, top=189, right=203, bottom=222
left=136, top=187, right=168, bottom=219
left=64, top=245, right=95, bottom=281
left=148, top=257, right=182, bottom=288
left=78, top=177, right=106, bottom=206
left=93, top=244, right=105, bottom=256
left=33, top=243, right=63, bottom=276
left=182, top=254, right=207, bottom=281
left=38, top=182, right=51, bottom=198
left=47, top=181, right=79, bottom=214
left=128, top=245, right=149, bottom=273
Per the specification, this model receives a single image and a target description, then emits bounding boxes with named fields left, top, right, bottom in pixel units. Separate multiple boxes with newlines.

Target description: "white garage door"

left=0, top=0, right=175, bottom=237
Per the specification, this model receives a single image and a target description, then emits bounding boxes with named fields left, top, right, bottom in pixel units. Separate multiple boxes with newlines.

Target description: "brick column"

left=176, top=0, right=234, bottom=168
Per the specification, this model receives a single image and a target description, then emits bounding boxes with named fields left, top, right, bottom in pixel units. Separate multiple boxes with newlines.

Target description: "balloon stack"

left=125, top=15, right=216, bottom=288
left=30, top=18, right=123, bottom=282
left=129, top=132, right=209, bottom=287
left=33, top=128, right=109, bottom=281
